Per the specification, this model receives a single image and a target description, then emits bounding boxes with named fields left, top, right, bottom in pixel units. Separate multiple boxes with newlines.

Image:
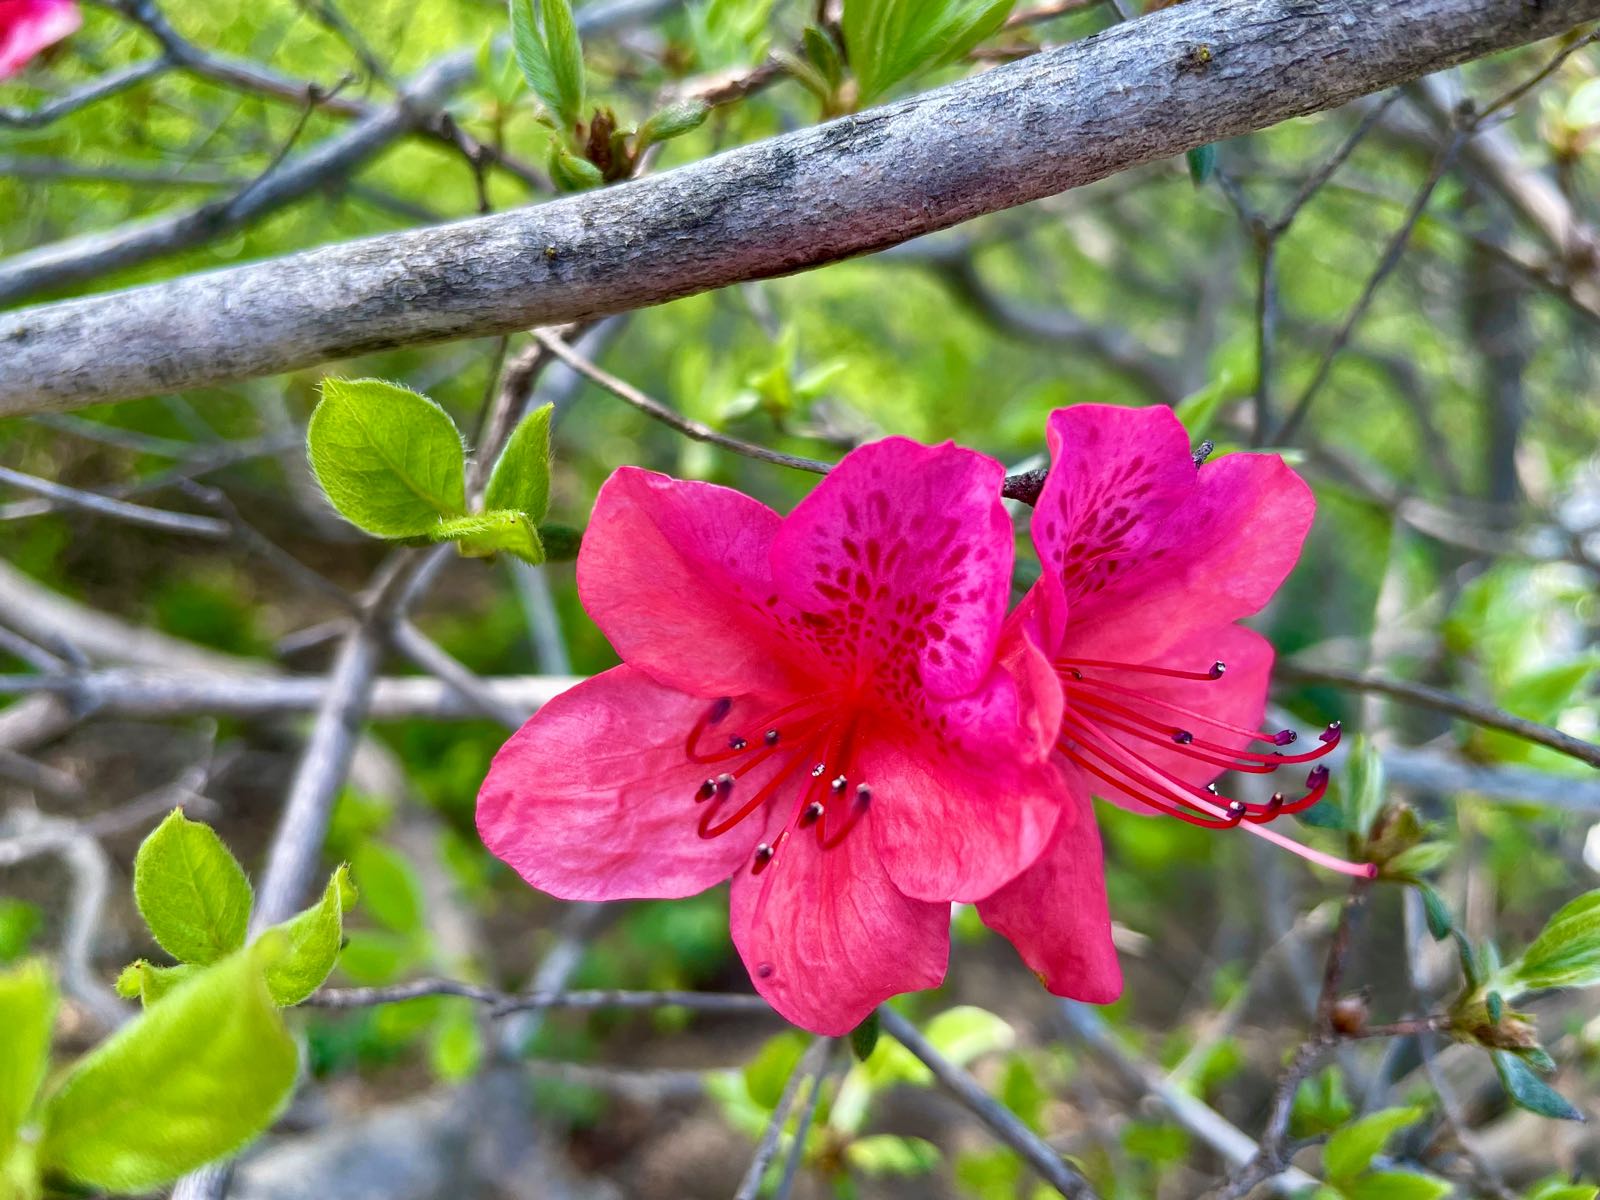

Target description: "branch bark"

left=3, top=0, right=1593, bottom=413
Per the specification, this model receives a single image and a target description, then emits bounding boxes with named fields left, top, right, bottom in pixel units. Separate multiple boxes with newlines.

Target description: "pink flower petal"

left=0, top=0, right=79, bottom=79
left=771, top=438, right=1012, bottom=700
left=977, top=769, right=1122, bottom=1003
left=1059, top=622, right=1275, bottom=813
left=1032, top=405, right=1313, bottom=662
left=477, top=665, right=762, bottom=900
left=577, top=467, right=802, bottom=697
left=730, top=807, right=949, bottom=1035
left=865, top=635, right=1064, bottom=902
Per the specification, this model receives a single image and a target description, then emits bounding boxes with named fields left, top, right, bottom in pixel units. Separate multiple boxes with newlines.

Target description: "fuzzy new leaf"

left=842, top=0, right=1014, bottom=103
left=0, top=960, right=55, bottom=1160
left=308, top=378, right=466, bottom=538
left=263, top=864, right=356, bottom=1006
left=432, top=511, right=545, bottom=564
left=39, top=941, right=299, bottom=1191
left=485, top=404, right=553, bottom=523
left=510, top=0, right=585, bottom=129
left=133, top=809, right=252, bottom=965
left=114, top=960, right=197, bottom=1007
left=1496, top=890, right=1600, bottom=996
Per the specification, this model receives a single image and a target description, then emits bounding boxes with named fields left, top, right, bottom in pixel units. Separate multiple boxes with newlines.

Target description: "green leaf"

left=263, top=864, right=356, bottom=1006
left=39, top=941, right=299, bottom=1192
left=1496, top=890, right=1600, bottom=995
left=509, top=0, right=585, bottom=129
left=1524, top=1179, right=1599, bottom=1200
left=1290, top=1066, right=1354, bottom=1137
left=1341, top=736, right=1387, bottom=842
left=1493, top=1051, right=1585, bottom=1122
left=1323, top=1105, right=1424, bottom=1184
left=801, top=25, right=844, bottom=88
left=0, top=960, right=55, bottom=1160
left=842, top=0, right=1014, bottom=103
left=428, top=1000, right=484, bottom=1083
left=1344, top=1170, right=1454, bottom=1200
left=433, top=511, right=546, bottom=564
left=743, top=1032, right=807, bottom=1110
left=1187, top=143, right=1216, bottom=186
left=1173, top=365, right=1246, bottom=441
left=850, top=1011, right=881, bottom=1062
left=114, top=960, right=197, bottom=1007
left=351, top=843, right=424, bottom=937
left=133, top=809, right=252, bottom=966
left=537, top=521, right=583, bottom=561
left=845, top=1134, right=940, bottom=1176
left=636, top=100, right=709, bottom=152
left=543, top=0, right=585, bottom=129
left=485, top=404, right=553, bottom=522
left=1417, top=884, right=1453, bottom=940
left=549, top=144, right=605, bottom=191
left=922, top=1005, right=1014, bottom=1068
left=0, top=899, right=41, bottom=964
left=308, top=378, right=466, bottom=538
left=1384, top=841, right=1453, bottom=880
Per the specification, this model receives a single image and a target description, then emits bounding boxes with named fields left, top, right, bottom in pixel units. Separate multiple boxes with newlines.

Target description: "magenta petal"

left=771, top=438, right=1012, bottom=699
left=1064, top=623, right=1274, bottom=812
left=1033, top=405, right=1314, bottom=661
left=577, top=467, right=801, bottom=697
left=865, top=735, right=1060, bottom=903
left=730, top=809, right=949, bottom=1035
left=0, top=0, right=79, bottom=77
left=977, top=770, right=1122, bottom=1004
left=476, top=666, right=762, bottom=900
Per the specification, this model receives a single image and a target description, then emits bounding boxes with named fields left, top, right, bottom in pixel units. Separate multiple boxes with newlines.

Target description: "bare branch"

left=877, top=1006, right=1098, bottom=1198
left=1279, top=662, right=1600, bottom=770
left=4, top=0, right=1593, bottom=412
left=734, top=1038, right=832, bottom=1200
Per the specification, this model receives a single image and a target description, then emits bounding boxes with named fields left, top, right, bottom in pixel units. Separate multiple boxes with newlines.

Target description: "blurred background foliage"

left=3, top=0, right=1600, bottom=1196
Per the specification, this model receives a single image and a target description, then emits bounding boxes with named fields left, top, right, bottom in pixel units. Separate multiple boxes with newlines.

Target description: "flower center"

left=1054, top=656, right=1373, bottom=878
left=684, top=694, right=874, bottom=876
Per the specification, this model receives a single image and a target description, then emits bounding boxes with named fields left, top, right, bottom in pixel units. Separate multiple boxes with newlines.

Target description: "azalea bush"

left=3, top=0, right=1600, bottom=1198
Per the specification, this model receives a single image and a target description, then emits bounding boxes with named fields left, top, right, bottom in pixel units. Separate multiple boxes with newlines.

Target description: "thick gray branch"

left=3, top=0, right=1593, bottom=412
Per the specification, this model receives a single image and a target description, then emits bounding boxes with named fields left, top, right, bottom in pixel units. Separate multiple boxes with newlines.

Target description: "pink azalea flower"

left=978, top=404, right=1368, bottom=1004
left=0, top=0, right=80, bottom=80
left=478, top=438, right=1067, bottom=1035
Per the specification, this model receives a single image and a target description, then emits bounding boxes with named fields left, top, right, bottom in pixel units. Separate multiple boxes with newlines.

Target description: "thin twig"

left=533, top=331, right=836, bottom=476
left=878, top=1006, right=1098, bottom=1198
left=0, top=465, right=231, bottom=538
left=734, top=1038, right=832, bottom=1200
left=303, top=978, right=776, bottom=1015
left=1279, top=662, right=1600, bottom=770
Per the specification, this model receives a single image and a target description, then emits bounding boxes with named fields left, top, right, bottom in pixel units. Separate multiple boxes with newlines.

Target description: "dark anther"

left=729, top=736, right=748, bottom=750
left=1226, top=799, right=1247, bottom=820
left=1205, top=782, right=1220, bottom=795
left=695, top=779, right=716, bottom=802
left=830, top=775, right=848, bottom=793
left=1172, top=729, right=1194, bottom=744
left=1068, top=668, right=1083, bottom=681
left=708, top=697, right=733, bottom=724
left=1209, top=661, right=1227, bottom=679
left=855, top=783, right=873, bottom=806
left=1318, top=721, right=1342, bottom=744
left=754, top=843, right=774, bottom=864
left=715, top=774, right=736, bottom=796
left=764, top=729, right=780, bottom=746
left=1307, top=765, right=1331, bottom=789
left=800, top=801, right=825, bottom=827
left=811, top=763, right=826, bottom=778
left=1273, top=729, right=1298, bottom=746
